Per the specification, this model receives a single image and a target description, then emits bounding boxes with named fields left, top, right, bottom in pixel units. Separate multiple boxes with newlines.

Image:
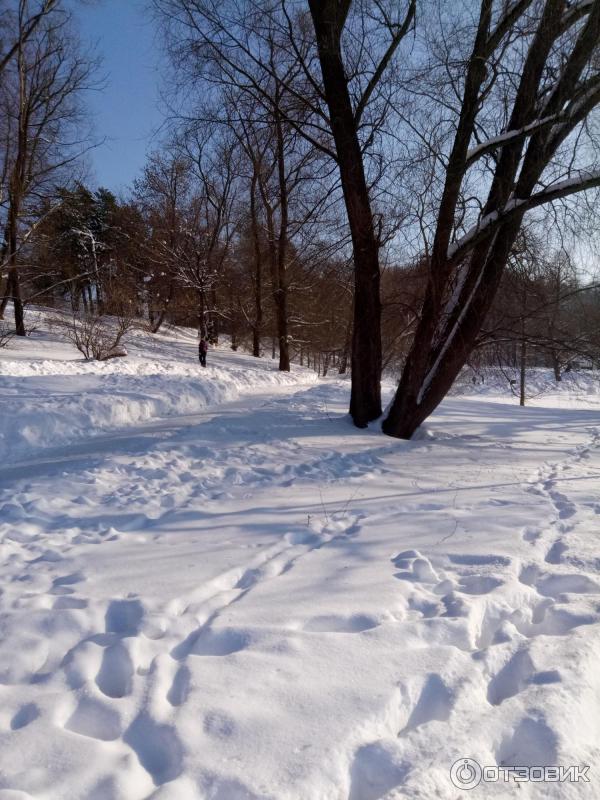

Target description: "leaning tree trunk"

left=308, top=1, right=382, bottom=426
left=384, top=214, right=527, bottom=438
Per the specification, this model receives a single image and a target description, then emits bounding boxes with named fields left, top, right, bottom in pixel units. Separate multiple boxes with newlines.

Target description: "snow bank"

left=0, top=364, right=315, bottom=462
left=0, top=311, right=317, bottom=462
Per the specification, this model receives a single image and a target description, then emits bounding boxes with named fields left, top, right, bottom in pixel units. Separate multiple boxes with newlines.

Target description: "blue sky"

left=70, top=0, right=165, bottom=194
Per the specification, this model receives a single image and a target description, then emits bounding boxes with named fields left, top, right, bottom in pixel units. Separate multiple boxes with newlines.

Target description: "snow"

left=465, top=116, right=559, bottom=166
left=453, top=366, right=600, bottom=407
left=1, top=311, right=600, bottom=799
left=0, top=310, right=317, bottom=462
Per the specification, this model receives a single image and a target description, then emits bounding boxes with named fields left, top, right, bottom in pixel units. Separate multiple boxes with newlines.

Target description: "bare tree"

left=306, top=0, right=416, bottom=425
left=383, top=0, right=600, bottom=438
left=175, top=127, right=239, bottom=340
left=133, top=151, right=193, bottom=333
left=0, top=0, right=96, bottom=335
left=0, top=0, right=57, bottom=77
left=154, top=0, right=345, bottom=373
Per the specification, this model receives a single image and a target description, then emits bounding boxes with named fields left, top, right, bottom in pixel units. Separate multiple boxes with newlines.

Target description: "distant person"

left=199, top=337, right=208, bottom=368
left=199, top=337, right=208, bottom=367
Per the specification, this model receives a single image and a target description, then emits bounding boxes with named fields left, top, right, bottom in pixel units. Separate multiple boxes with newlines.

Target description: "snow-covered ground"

left=1, top=312, right=600, bottom=799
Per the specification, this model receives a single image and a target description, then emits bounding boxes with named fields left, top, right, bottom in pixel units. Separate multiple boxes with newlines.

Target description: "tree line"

left=3, top=0, right=600, bottom=437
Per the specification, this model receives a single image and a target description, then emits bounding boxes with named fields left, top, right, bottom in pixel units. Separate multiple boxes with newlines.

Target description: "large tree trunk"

left=264, top=189, right=290, bottom=372
left=309, top=1, right=382, bottom=426
left=249, top=172, right=262, bottom=358
left=274, top=105, right=290, bottom=372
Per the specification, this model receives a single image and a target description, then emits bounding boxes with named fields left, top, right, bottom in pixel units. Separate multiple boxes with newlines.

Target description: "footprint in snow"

left=487, top=648, right=561, bottom=706
left=457, top=575, right=504, bottom=595
left=399, top=673, right=453, bottom=734
left=392, top=551, right=438, bottom=583
left=545, top=540, right=568, bottom=564
left=52, top=596, right=88, bottom=610
left=123, top=712, right=184, bottom=785
left=496, top=714, right=558, bottom=767
left=105, top=598, right=144, bottom=636
left=172, top=627, right=249, bottom=660
left=535, top=573, right=600, bottom=598
left=167, top=665, right=191, bottom=707
left=96, top=642, right=134, bottom=698
left=64, top=696, right=122, bottom=741
left=349, top=742, right=410, bottom=800
left=49, top=572, right=85, bottom=596
left=10, top=703, right=40, bottom=731
left=303, top=613, right=379, bottom=633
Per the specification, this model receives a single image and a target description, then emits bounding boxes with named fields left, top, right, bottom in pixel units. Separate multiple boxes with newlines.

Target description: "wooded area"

left=3, top=0, right=600, bottom=437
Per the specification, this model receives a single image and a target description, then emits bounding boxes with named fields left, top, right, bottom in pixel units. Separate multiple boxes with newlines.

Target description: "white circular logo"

left=450, top=758, right=482, bottom=790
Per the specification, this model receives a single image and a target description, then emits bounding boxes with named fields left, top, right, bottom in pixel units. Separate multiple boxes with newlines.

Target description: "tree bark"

left=249, top=171, right=262, bottom=357
left=519, top=338, right=527, bottom=406
left=308, top=0, right=382, bottom=426
left=551, top=350, right=562, bottom=381
left=274, top=104, right=290, bottom=371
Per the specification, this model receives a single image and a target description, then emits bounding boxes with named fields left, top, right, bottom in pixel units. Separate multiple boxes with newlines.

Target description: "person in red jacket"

left=199, top=337, right=208, bottom=367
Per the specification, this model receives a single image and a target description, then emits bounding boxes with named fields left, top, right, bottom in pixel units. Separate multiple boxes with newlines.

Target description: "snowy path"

left=1, top=368, right=600, bottom=798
